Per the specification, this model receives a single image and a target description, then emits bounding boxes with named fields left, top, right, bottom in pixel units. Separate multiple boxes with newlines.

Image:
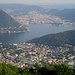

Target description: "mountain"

left=27, top=29, right=75, bottom=46
left=0, top=10, right=27, bottom=33
left=47, top=9, right=75, bottom=21
left=0, top=4, right=44, bottom=10
left=0, top=10, right=21, bottom=28
left=0, top=4, right=45, bottom=16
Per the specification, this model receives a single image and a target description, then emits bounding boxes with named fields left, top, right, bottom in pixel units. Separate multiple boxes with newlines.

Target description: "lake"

left=0, top=24, right=75, bottom=45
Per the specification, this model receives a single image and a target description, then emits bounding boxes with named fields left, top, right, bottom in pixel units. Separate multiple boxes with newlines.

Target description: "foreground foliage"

left=0, top=63, right=75, bottom=75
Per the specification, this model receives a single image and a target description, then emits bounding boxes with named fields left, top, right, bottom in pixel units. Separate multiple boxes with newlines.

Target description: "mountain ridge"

left=0, top=10, right=21, bottom=28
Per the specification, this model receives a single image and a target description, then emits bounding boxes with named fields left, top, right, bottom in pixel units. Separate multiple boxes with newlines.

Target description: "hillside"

left=27, top=29, right=75, bottom=46
left=0, top=10, right=27, bottom=33
left=0, top=10, right=21, bottom=28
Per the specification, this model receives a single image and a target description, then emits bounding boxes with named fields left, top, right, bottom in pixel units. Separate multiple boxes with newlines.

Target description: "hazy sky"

left=0, top=0, right=75, bottom=5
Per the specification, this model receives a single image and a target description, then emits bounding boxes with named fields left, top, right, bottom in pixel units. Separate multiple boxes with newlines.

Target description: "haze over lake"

left=0, top=24, right=75, bottom=45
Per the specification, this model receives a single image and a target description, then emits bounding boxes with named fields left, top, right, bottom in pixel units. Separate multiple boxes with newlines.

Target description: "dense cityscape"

left=0, top=42, right=75, bottom=68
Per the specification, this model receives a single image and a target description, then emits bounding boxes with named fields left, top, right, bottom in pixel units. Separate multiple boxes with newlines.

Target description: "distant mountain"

left=41, top=4, right=75, bottom=9
left=47, top=9, right=75, bottom=21
left=0, top=10, right=21, bottom=28
left=0, top=4, right=44, bottom=10
left=0, top=4, right=45, bottom=16
left=27, top=29, right=75, bottom=46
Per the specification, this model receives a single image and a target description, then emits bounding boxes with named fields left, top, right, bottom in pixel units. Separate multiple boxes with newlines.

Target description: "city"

left=0, top=42, right=75, bottom=68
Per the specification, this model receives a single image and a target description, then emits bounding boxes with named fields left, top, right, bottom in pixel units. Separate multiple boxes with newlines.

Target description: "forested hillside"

left=28, top=29, right=75, bottom=46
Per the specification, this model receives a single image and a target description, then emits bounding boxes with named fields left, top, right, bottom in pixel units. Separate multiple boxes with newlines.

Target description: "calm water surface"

left=0, top=24, right=75, bottom=44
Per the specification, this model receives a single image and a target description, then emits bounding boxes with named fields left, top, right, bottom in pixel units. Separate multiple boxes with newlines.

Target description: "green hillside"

left=27, top=29, right=75, bottom=46
left=0, top=63, right=74, bottom=75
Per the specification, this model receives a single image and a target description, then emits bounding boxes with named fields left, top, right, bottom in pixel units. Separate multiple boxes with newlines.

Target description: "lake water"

left=0, top=24, right=75, bottom=45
